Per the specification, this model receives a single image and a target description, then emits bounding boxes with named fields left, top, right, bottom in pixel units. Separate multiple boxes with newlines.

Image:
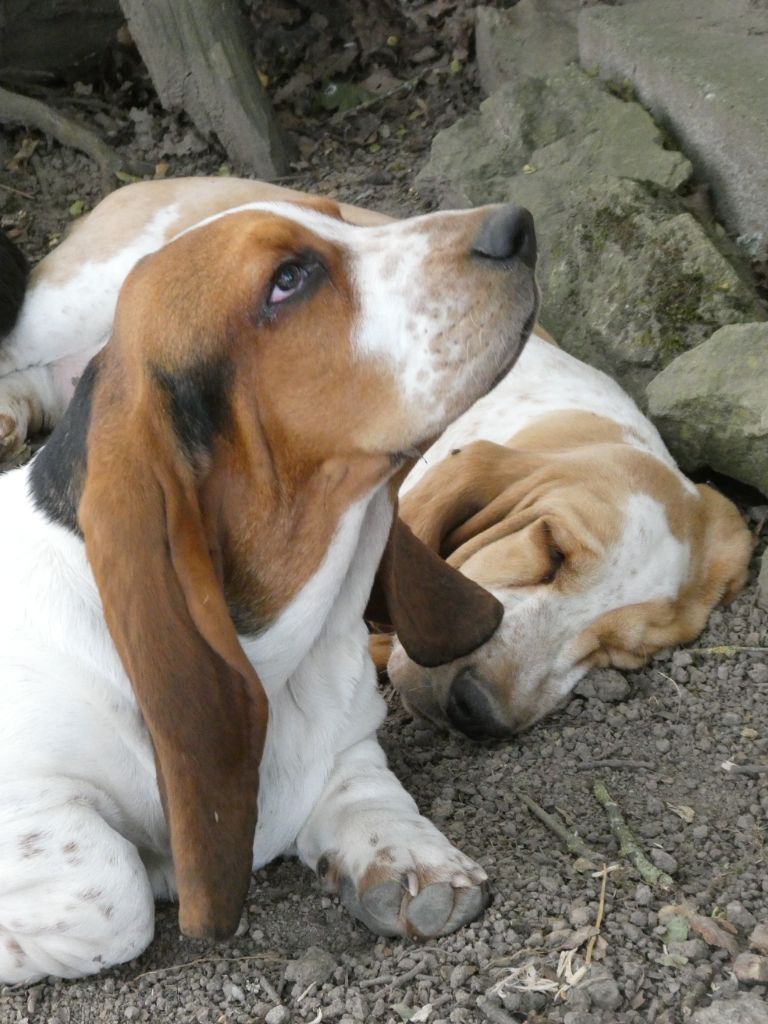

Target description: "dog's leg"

left=0, top=781, right=155, bottom=983
left=295, top=737, right=488, bottom=938
left=0, top=365, right=73, bottom=460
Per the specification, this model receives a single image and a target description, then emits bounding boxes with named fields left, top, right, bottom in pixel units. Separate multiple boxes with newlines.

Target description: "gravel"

left=1, top=2, right=767, bottom=1020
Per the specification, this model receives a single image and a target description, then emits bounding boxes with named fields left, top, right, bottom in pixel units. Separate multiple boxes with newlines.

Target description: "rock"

left=540, top=179, right=763, bottom=401
left=646, top=323, right=768, bottom=495
left=733, top=952, right=768, bottom=984
left=757, top=551, right=768, bottom=612
left=579, top=0, right=768, bottom=257
left=591, top=669, right=631, bottom=703
left=649, top=848, right=678, bottom=876
left=475, top=2, right=579, bottom=95
left=265, top=1007, right=290, bottom=1024
left=666, top=939, right=709, bottom=961
left=750, top=922, right=768, bottom=954
left=581, top=970, right=622, bottom=1011
left=418, top=66, right=691, bottom=207
left=725, top=901, right=757, bottom=932
left=690, top=995, right=768, bottom=1024
left=284, top=946, right=336, bottom=990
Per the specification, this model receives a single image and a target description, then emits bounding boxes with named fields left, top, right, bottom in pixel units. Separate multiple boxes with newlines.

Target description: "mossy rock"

left=646, top=323, right=768, bottom=496
left=417, top=66, right=690, bottom=205
left=534, top=179, right=764, bottom=402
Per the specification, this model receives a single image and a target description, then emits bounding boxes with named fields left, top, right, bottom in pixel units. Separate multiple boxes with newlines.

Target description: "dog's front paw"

left=317, top=824, right=489, bottom=938
left=0, top=411, right=26, bottom=462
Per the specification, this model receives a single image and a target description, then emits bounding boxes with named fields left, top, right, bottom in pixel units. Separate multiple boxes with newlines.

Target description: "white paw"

left=316, top=821, right=488, bottom=938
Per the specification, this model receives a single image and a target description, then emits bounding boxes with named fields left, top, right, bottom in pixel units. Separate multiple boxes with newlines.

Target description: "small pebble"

left=265, top=1007, right=290, bottom=1024
left=650, top=848, right=678, bottom=875
left=749, top=922, right=768, bottom=953
left=733, top=953, right=768, bottom=983
left=585, top=973, right=622, bottom=1011
left=635, top=884, right=652, bottom=906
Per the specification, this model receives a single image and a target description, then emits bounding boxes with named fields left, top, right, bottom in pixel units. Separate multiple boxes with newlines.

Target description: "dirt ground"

left=1, top=3, right=767, bottom=1021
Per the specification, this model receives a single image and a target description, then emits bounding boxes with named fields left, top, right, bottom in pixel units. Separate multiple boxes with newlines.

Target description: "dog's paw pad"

left=342, top=871, right=489, bottom=938
left=404, top=880, right=455, bottom=934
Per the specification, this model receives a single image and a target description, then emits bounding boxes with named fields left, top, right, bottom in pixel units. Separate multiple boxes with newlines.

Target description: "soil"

left=1, top=2, right=767, bottom=1021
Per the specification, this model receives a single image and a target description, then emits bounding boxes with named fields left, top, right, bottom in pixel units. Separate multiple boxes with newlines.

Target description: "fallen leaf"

left=68, top=199, right=86, bottom=217
left=661, top=915, right=690, bottom=944
left=666, top=803, right=696, bottom=823
left=689, top=914, right=740, bottom=955
left=7, top=136, right=39, bottom=172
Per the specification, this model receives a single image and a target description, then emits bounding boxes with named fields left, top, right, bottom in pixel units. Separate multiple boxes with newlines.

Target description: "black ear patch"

left=30, top=359, right=99, bottom=535
left=0, top=230, right=29, bottom=338
left=154, top=356, right=233, bottom=462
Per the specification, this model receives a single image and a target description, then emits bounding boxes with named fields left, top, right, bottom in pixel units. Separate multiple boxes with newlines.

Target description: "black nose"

left=472, top=205, right=537, bottom=269
left=446, top=669, right=511, bottom=740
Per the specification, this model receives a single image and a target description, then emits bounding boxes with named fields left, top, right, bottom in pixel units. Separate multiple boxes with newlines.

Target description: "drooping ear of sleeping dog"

left=0, top=230, right=29, bottom=337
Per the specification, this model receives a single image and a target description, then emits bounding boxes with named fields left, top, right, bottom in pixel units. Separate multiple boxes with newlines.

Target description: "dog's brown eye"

left=269, top=262, right=307, bottom=305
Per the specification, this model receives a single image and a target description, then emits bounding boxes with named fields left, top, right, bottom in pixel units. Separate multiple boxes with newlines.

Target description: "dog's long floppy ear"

left=368, top=514, right=504, bottom=668
left=79, top=364, right=268, bottom=941
left=400, top=440, right=544, bottom=557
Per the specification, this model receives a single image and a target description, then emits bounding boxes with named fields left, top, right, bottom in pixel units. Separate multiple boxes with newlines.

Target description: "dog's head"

left=39, top=198, right=538, bottom=936
left=388, top=427, right=752, bottom=738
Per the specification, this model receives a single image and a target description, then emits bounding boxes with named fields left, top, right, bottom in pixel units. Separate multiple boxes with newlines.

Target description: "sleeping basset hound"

left=0, top=179, right=538, bottom=982
left=381, top=329, right=753, bottom=738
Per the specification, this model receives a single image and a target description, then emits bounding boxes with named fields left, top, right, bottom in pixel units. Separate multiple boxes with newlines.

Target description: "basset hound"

left=0, top=179, right=538, bottom=982
left=380, top=329, right=753, bottom=738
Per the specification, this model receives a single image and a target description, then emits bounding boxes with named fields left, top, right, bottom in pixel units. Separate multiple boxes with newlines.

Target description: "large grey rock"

left=417, top=66, right=691, bottom=206
left=646, top=323, right=768, bottom=496
left=580, top=0, right=768, bottom=257
left=475, top=2, right=579, bottom=95
left=538, top=179, right=763, bottom=401
left=690, top=994, right=768, bottom=1024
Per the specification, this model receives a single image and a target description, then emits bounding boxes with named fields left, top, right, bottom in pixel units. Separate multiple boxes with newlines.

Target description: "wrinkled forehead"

left=175, top=200, right=476, bottom=256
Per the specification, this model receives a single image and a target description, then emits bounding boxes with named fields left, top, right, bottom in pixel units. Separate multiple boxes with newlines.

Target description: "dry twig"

left=585, top=863, right=619, bottom=964
left=576, top=759, right=654, bottom=771
left=519, top=792, right=601, bottom=864
left=593, top=781, right=674, bottom=890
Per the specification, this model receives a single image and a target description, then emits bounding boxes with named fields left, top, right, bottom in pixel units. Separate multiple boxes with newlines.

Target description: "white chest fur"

left=0, top=466, right=393, bottom=874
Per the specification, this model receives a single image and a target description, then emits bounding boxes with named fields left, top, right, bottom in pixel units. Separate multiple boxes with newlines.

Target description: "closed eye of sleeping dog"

left=378, top=332, right=753, bottom=739
left=0, top=179, right=538, bottom=982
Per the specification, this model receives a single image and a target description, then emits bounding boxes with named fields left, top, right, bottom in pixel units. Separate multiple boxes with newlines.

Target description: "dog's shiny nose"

left=472, top=205, right=537, bottom=269
left=446, top=668, right=511, bottom=740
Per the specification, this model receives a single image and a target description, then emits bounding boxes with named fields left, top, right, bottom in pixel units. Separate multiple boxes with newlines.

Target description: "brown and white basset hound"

left=0, top=179, right=537, bottom=981
left=378, top=329, right=753, bottom=737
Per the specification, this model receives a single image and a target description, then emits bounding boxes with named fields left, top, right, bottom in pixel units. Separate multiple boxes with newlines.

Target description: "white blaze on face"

left=351, top=214, right=535, bottom=441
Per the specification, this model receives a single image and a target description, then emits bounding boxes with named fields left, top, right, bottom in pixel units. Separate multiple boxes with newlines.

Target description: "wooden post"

left=119, top=0, right=289, bottom=178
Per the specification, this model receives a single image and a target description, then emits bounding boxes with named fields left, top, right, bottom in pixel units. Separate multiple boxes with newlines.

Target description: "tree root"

left=0, top=85, right=148, bottom=193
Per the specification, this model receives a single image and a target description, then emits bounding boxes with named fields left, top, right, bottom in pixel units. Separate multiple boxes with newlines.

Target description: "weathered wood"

left=0, top=0, right=122, bottom=81
left=119, top=0, right=289, bottom=178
